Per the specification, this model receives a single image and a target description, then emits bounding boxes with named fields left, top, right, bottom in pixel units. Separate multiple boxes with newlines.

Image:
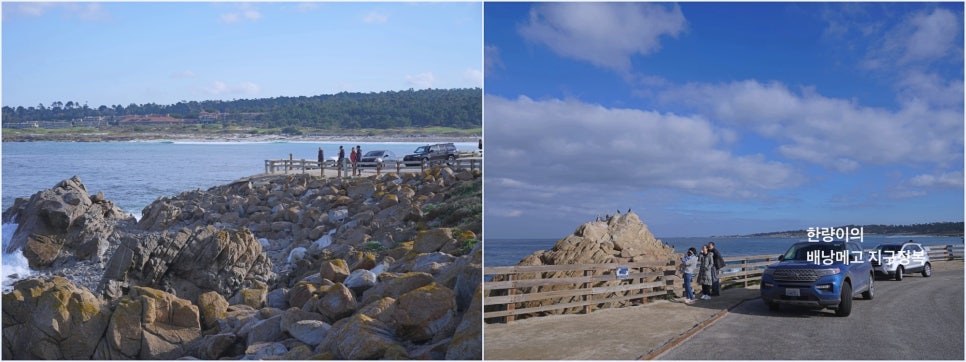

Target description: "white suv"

left=871, top=241, right=932, bottom=281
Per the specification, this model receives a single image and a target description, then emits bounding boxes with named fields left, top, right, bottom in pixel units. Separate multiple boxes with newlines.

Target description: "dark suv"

left=760, top=241, right=874, bottom=317
left=403, top=143, right=459, bottom=166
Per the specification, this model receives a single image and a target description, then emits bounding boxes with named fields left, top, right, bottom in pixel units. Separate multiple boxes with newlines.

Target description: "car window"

left=848, top=243, right=862, bottom=260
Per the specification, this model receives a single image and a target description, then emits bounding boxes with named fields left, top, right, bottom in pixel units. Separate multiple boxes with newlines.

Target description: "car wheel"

left=862, top=274, right=874, bottom=300
left=922, top=262, right=932, bottom=277
left=895, top=266, right=903, bottom=281
left=835, top=282, right=853, bottom=317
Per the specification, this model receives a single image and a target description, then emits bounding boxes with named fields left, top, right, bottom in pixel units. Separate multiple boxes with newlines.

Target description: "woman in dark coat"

left=697, top=245, right=714, bottom=300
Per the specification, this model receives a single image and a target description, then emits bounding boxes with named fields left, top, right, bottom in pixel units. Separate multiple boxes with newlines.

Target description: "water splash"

left=2, top=223, right=32, bottom=293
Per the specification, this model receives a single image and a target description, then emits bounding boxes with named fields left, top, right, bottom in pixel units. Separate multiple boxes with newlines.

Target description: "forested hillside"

left=1, top=88, right=481, bottom=129
left=743, top=222, right=965, bottom=237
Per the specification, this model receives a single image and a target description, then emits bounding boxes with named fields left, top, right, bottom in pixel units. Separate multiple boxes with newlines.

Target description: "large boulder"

left=525, top=211, right=676, bottom=265
left=101, top=225, right=275, bottom=302
left=197, top=291, right=229, bottom=330
left=2, top=176, right=133, bottom=267
left=96, top=286, right=202, bottom=359
left=2, top=277, right=112, bottom=359
left=445, top=285, right=483, bottom=360
left=315, top=283, right=358, bottom=323
left=360, top=272, right=435, bottom=305
left=500, top=211, right=680, bottom=316
left=320, top=314, right=406, bottom=360
left=392, top=283, right=457, bottom=343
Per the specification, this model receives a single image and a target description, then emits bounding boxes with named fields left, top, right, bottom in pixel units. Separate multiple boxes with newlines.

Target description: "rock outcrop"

left=2, top=277, right=111, bottom=359
left=1, top=176, right=134, bottom=267
left=494, top=211, right=679, bottom=317
left=2, top=277, right=203, bottom=360
left=100, top=225, right=276, bottom=303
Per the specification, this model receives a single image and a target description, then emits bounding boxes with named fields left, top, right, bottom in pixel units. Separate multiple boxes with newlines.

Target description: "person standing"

left=697, top=245, right=714, bottom=300
left=709, top=241, right=725, bottom=296
left=355, top=145, right=362, bottom=176
left=349, top=147, right=358, bottom=177
left=337, top=146, right=345, bottom=178
left=681, top=247, right=698, bottom=304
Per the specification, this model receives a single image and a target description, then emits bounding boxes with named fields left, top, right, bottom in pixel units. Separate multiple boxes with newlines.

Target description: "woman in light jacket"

left=681, top=247, right=698, bottom=304
left=697, top=245, right=714, bottom=300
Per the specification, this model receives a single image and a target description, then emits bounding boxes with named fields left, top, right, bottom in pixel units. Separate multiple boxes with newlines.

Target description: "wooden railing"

left=264, top=157, right=482, bottom=175
left=484, top=245, right=964, bottom=323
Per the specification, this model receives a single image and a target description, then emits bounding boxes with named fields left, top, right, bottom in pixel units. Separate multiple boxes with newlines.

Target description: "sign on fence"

left=616, top=266, right=629, bottom=279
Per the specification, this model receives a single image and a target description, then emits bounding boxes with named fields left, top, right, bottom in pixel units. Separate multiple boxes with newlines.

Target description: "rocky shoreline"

left=2, top=167, right=481, bottom=359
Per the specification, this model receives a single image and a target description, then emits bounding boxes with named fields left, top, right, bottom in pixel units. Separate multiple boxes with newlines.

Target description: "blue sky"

left=484, top=2, right=964, bottom=238
left=2, top=2, right=482, bottom=108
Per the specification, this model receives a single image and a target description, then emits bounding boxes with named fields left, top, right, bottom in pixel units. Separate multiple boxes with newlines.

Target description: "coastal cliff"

left=2, top=168, right=481, bottom=359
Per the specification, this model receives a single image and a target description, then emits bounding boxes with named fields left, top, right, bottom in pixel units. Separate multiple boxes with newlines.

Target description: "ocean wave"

left=2, top=223, right=32, bottom=293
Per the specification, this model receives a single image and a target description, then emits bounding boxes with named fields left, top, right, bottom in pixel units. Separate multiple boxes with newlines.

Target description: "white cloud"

left=462, top=69, right=482, bottom=86
left=295, top=3, right=320, bottom=13
left=405, top=72, right=435, bottom=89
left=65, top=3, right=109, bottom=21
left=485, top=95, right=799, bottom=198
left=896, top=70, right=964, bottom=108
left=896, top=8, right=961, bottom=64
left=484, top=45, right=504, bottom=75
left=171, top=70, right=198, bottom=79
left=5, top=3, right=56, bottom=17
left=3, top=3, right=108, bottom=21
left=220, top=5, right=262, bottom=24
left=362, top=11, right=389, bottom=24
left=518, top=2, right=686, bottom=73
left=909, top=171, right=964, bottom=189
left=203, top=81, right=260, bottom=96
left=862, top=7, right=962, bottom=69
left=659, top=80, right=964, bottom=171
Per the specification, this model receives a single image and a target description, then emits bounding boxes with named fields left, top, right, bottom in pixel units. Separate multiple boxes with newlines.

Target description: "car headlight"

left=763, top=268, right=775, bottom=276
left=814, top=268, right=841, bottom=277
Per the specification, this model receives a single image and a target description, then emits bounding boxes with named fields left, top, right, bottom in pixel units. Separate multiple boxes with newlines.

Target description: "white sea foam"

left=2, top=223, right=33, bottom=293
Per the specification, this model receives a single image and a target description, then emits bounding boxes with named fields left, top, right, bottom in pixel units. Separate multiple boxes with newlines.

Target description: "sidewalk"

left=483, top=287, right=760, bottom=360
left=483, top=260, right=963, bottom=360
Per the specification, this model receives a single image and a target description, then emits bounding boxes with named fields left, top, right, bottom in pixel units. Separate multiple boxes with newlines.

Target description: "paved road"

left=659, top=270, right=964, bottom=360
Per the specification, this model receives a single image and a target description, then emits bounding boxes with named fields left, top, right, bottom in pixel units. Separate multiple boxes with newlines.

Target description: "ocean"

left=1, top=140, right=476, bottom=291
left=484, top=235, right=965, bottom=268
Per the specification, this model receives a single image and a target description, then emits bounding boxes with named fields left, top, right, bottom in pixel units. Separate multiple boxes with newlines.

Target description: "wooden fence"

left=264, top=157, right=482, bottom=175
left=483, top=244, right=964, bottom=323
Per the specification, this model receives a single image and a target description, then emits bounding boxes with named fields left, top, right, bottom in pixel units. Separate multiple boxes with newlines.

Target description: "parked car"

left=358, top=150, right=396, bottom=168
left=402, top=143, right=459, bottom=166
left=871, top=242, right=932, bottom=280
left=760, top=241, right=874, bottom=317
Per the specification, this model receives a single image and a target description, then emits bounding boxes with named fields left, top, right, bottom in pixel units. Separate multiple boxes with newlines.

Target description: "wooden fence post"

left=506, top=273, right=516, bottom=323
left=947, top=245, right=954, bottom=261
left=742, top=259, right=748, bottom=287
left=583, top=269, right=592, bottom=314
